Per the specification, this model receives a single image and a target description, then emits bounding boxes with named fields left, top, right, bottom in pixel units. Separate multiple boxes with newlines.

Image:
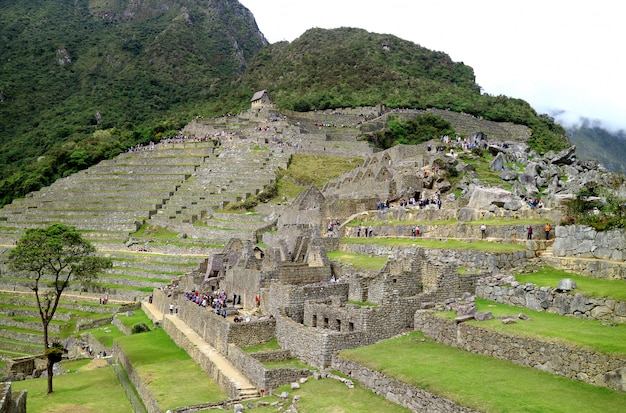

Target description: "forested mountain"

left=0, top=0, right=266, bottom=203
left=0, top=1, right=570, bottom=206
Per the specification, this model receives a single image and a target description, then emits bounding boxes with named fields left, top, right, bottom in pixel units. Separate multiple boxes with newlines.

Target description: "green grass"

left=241, top=337, right=281, bottom=353
left=116, top=328, right=227, bottom=409
left=115, top=308, right=155, bottom=330
left=261, top=358, right=313, bottom=370
left=274, top=154, right=362, bottom=200
left=341, top=331, right=626, bottom=413
left=81, top=324, right=125, bottom=348
left=445, top=298, right=626, bottom=355
left=327, top=250, right=387, bottom=270
left=515, top=266, right=626, bottom=302
left=11, top=361, right=133, bottom=413
left=250, top=374, right=412, bottom=413
left=340, top=237, right=526, bottom=253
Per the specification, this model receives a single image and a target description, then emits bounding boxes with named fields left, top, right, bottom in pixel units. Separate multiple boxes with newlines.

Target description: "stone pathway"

left=141, top=301, right=258, bottom=400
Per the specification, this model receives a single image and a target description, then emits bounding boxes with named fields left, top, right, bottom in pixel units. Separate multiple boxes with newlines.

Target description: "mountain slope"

left=0, top=0, right=266, bottom=178
left=566, top=120, right=626, bottom=174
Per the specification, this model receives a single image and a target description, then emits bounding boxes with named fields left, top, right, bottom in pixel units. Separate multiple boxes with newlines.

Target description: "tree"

left=7, top=223, right=112, bottom=394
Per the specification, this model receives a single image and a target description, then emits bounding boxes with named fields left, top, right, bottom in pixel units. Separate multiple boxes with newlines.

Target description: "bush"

left=131, top=323, right=151, bottom=334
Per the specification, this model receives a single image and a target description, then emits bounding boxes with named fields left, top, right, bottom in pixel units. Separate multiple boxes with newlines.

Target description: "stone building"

left=250, top=90, right=271, bottom=108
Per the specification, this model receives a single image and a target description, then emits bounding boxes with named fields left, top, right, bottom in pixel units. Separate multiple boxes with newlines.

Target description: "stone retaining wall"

left=113, top=341, right=161, bottom=413
left=554, top=225, right=626, bottom=262
left=340, top=243, right=533, bottom=273
left=542, top=255, right=626, bottom=280
left=476, top=280, right=626, bottom=323
left=414, top=310, right=626, bottom=392
left=332, top=356, right=479, bottom=413
left=226, top=344, right=312, bottom=393
left=0, top=382, right=27, bottom=413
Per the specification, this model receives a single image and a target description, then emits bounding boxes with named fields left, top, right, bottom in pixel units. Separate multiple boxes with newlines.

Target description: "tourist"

left=527, top=225, right=533, bottom=240
left=169, top=303, right=174, bottom=315
left=357, top=225, right=361, bottom=237
left=480, top=223, right=487, bottom=239
left=545, top=223, right=551, bottom=240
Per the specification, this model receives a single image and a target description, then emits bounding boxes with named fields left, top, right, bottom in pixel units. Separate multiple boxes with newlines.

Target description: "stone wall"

left=414, top=311, right=626, bottom=392
left=331, top=356, right=479, bottom=413
left=113, top=341, right=161, bottom=413
left=476, top=279, right=626, bottom=323
left=269, top=282, right=350, bottom=323
left=554, top=225, right=626, bottom=262
left=226, top=345, right=312, bottom=393
left=0, top=382, right=27, bottom=413
left=340, top=243, right=533, bottom=274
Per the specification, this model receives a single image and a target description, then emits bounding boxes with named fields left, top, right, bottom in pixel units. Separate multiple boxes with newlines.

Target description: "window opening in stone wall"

left=393, top=278, right=397, bottom=283
left=324, top=317, right=329, bottom=328
left=312, top=315, right=317, bottom=327
left=349, top=322, right=354, bottom=331
left=336, top=319, right=341, bottom=331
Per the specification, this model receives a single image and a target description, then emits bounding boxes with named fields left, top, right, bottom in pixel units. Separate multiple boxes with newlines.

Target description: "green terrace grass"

left=515, top=266, right=626, bottom=302
left=438, top=298, right=626, bottom=355
left=115, top=308, right=155, bottom=330
left=327, top=251, right=387, bottom=270
left=347, top=216, right=550, bottom=227
left=261, top=358, right=314, bottom=370
left=346, top=216, right=459, bottom=226
left=98, top=273, right=173, bottom=284
left=340, top=237, right=527, bottom=253
left=89, top=281, right=158, bottom=293
left=12, top=361, right=133, bottom=413
left=348, top=300, right=378, bottom=307
left=250, top=373, right=411, bottom=413
left=131, top=224, right=180, bottom=239
left=340, top=331, right=626, bottom=413
left=274, top=153, right=362, bottom=200
left=241, top=337, right=281, bottom=353
left=81, top=324, right=125, bottom=348
left=116, top=328, right=227, bottom=409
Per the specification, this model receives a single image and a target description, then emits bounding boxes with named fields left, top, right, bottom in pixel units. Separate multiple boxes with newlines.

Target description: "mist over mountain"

left=565, top=119, right=626, bottom=175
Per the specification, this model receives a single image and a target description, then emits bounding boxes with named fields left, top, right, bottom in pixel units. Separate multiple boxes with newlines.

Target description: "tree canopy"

left=7, top=223, right=112, bottom=393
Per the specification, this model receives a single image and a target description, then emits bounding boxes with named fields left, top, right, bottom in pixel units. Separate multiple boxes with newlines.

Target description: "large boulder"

left=551, top=145, right=577, bottom=166
left=467, top=187, right=514, bottom=209
left=489, top=152, right=506, bottom=172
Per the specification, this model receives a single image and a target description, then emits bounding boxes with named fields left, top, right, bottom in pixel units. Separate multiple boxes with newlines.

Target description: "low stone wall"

left=554, top=225, right=626, bottom=262
left=226, top=344, right=312, bottom=392
left=113, top=341, right=161, bottom=413
left=476, top=280, right=626, bottom=323
left=414, top=310, right=626, bottom=392
left=340, top=243, right=533, bottom=273
left=332, top=356, right=479, bottom=413
left=542, top=255, right=626, bottom=280
left=0, top=382, right=27, bottom=413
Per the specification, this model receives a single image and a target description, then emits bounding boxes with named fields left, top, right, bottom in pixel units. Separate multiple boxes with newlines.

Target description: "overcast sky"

left=239, top=0, right=625, bottom=132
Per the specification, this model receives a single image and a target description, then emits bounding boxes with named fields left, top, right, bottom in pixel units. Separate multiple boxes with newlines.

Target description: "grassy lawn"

left=241, top=337, right=281, bottom=353
left=340, top=331, right=626, bottom=413
left=12, top=359, right=133, bottom=413
left=327, top=250, right=388, bottom=270
left=249, top=374, right=412, bottom=413
left=115, top=308, right=155, bottom=329
left=80, top=324, right=125, bottom=348
left=116, top=328, right=227, bottom=410
left=340, top=237, right=526, bottom=253
left=274, top=154, right=362, bottom=200
left=445, top=298, right=626, bottom=355
left=261, top=358, right=313, bottom=370
left=515, top=266, right=626, bottom=302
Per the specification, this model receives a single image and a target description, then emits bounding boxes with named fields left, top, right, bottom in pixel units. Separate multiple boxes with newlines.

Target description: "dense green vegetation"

left=565, top=184, right=626, bottom=230
left=0, top=0, right=267, bottom=206
left=242, top=28, right=569, bottom=152
left=0, top=3, right=572, bottom=208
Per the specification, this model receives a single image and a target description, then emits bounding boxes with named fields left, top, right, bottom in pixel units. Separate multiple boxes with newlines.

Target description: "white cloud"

left=240, top=0, right=626, bottom=131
